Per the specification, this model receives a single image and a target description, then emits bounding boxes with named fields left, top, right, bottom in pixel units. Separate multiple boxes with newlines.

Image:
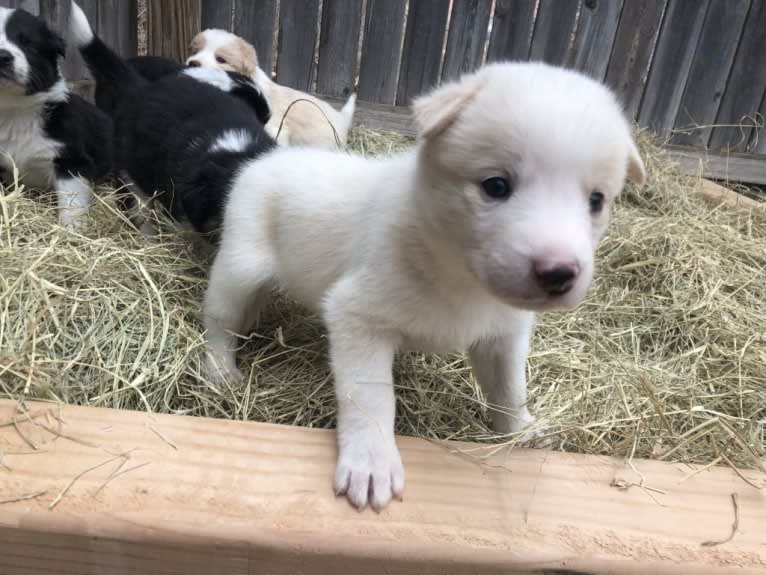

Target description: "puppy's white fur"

left=187, top=29, right=356, bottom=149
left=203, top=62, right=646, bottom=511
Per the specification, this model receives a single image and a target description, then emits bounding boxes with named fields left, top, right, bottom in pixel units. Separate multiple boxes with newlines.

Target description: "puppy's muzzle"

left=534, top=259, right=580, bottom=296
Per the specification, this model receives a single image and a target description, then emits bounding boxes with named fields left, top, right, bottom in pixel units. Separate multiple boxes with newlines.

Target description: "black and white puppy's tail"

left=69, top=2, right=144, bottom=115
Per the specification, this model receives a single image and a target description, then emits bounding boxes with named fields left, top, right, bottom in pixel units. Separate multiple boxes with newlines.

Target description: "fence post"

left=147, top=0, right=200, bottom=62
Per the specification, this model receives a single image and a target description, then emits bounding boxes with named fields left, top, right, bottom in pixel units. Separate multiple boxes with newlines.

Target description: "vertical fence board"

left=605, top=0, right=666, bottom=119
left=441, top=0, right=492, bottom=81
left=98, top=0, right=137, bottom=59
left=147, top=0, right=200, bottom=62
left=0, top=0, right=40, bottom=12
left=671, top=0, right=750, bottom=148
left=39, top=0, right=89, bottom=80
left=396, top=0, right=451, bottom=106
left=358, top=0, right=407, bottom=104
left=709, top=0, right=766, bottom=152
left=234, top=0, right=277, bottom=75
left=572, top=0, right=623, bottom=80
left=639, top=0, right=710, bottom=138
left=487, top=0, right=536, bottom=62
left=316, top=0, right=363, bottom=97
left=753, top=92, right=766, bottom=155
left=528, top=0, right=580, bottom=66
left=200, top=0, right=232, bottom=30
left=275, top=0, right=320, bottom=91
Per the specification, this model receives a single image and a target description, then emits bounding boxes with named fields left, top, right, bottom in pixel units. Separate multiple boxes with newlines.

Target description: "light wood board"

left=0, top=400, right=764, bottom=574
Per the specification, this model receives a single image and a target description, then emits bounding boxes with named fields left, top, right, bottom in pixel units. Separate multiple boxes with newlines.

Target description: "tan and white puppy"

left=203, top=62, right=645, bottom=511
left=187, top=29, right=356, bottom=149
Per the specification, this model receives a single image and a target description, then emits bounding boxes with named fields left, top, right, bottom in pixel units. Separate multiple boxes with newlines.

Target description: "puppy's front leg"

left=54, top=175, right=92, bottom=229
left=325, top=296, right=403, bottom=511
left=468, top=312, right=537, bottom=434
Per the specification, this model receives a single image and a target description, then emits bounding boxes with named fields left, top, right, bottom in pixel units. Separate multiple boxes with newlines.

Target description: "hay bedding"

left=1, top=128, right=765, bottom=479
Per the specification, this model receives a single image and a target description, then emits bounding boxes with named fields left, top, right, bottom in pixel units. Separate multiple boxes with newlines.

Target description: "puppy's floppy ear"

left=626, top=138, right=646, bottom=186
left=235, top=38, right=258, bottom=77
left=412, top=72, right=485, bottom=140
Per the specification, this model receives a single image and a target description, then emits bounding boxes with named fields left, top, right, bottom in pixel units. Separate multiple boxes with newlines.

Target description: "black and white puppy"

left=94, top=55, right=185, bottom=116
left=0, top=7, right=112, bottom=228
left=70, top=2, right=275, bottom=236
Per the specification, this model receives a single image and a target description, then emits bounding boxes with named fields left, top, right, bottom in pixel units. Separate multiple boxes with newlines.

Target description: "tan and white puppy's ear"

left=626, top=138, right=646, bottom=186
left=412, top=72, right=485, bottom=140
left=235, top=37, right=258, bottom=77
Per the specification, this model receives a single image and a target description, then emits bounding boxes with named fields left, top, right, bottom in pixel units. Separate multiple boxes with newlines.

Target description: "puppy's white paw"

left=334, top=434, right=404, bottom=512
left=493, top=408, right=551, bottom=447
left=204, top=353, right=244, bottom=385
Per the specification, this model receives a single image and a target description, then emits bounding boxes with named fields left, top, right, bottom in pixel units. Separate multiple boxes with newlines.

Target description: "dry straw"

left=1, top=128, right=764, bottom=478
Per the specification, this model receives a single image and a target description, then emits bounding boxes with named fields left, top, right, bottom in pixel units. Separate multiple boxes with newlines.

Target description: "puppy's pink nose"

left=187, top=59, right=202, bottom=67
left=534, top=259, right=580, bottom=296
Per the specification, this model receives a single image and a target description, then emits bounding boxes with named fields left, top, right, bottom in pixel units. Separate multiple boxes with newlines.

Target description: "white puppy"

left=203, top=62, right=645, bottom=511
left=187, top=29, right=356, bottom=149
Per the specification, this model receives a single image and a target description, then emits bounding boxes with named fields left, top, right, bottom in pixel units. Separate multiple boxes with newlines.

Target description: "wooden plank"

left=665, top=144, right=766, bottom=186
left=315, top=0, right=363, bottom=98
left=670, top=0, right=751, bottom=148
left=357, top=0, right=408, bottom=104
left=709, top=0, right=766, bottom=153
left=396, top=0, right=451, bottom=105
left=638, top=0, right=710, bottom=138
left=486, top=0, right=536, bottom=62
left=441, top=0, right=493, bottom=81
left=200, top=0, right=232, bottom=30
left=754, top=92, right=766, bottom=155
left=275, top=0, right=320, bottom=91
left=233, top=0, right=278, bottom=75
left=147, top=0, right=200, bottom=62
left=0, top=400, right=764, bottom=574
left=604, top=0, right=666, bottom=119
left=97, top=0, right=137, bottom=59
left=528, top=0, right=580, bottom=67
left=694, top=178, right=766, bottom=215
left=572, top=0, right=624, bottom=81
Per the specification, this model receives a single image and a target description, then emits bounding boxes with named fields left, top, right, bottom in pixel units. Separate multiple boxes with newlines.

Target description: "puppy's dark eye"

left=589, top=190, right=605, bottom=214
left=215, top=55, right=227, bottom=64
left=481, top=176, right=512, bottom=201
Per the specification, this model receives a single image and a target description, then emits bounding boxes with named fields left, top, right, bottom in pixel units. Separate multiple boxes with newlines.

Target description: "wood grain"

left=147, top=0, right=200, bottom=62
left=234, top=0, right=278, bottom=75
left=0, top=400, right=763, bottom=574
left=670, top=0, right=750, bottom=148
left=486, top=0, right=536, bottom=62
left=664, top=144, right=766, bottom=187
left=441, top=0, right=493, bottom=81
left=709, top=0, right=766, bottom=153
left=572, top=0, right=624, bottom=80
left=275, top=0, right=320, bottom=91
left=316, top=0, right=363, bottom=98
left=528, top=0, right=580, bottom=66
left=357, top=0, right=408, bottom=104
left=200, top=0, right=232, bottom=30
left=396, top=0, right=451, bottom=106
left=604, top=0, right=667, bottom=119
left=638, top=0, right=711, bottom=137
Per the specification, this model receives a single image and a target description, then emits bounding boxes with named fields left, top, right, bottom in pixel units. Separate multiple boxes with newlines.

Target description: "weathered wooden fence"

left=3, top=0, right=766, bottom=182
